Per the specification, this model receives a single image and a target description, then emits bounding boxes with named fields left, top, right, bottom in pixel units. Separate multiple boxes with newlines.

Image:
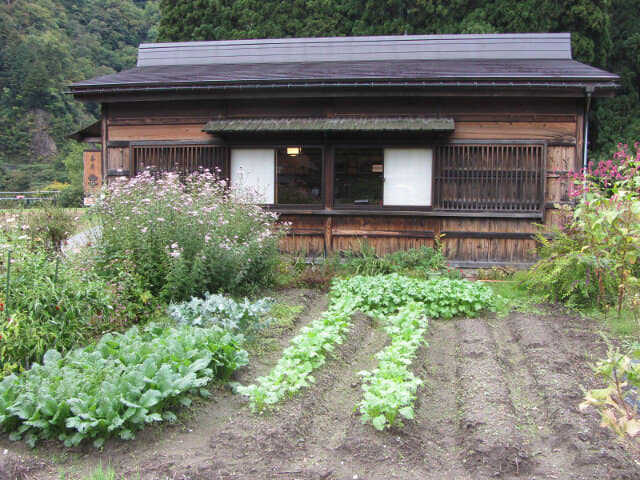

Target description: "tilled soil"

left=1, top=290, right=639, bottom=480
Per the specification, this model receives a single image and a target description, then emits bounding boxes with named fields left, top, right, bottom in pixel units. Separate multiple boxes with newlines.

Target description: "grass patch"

left=582, top=305, right=640, bottom=339
left=487, top=274, right=546, bottom=317
left=269, top=303, right=305, bottom=332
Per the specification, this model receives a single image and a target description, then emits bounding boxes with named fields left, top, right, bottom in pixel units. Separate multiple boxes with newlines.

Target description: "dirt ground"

left=1, top=288, right=639, bottom=480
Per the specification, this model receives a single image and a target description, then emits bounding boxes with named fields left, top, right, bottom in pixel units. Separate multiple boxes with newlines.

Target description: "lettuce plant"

left=0, top=323, right=247, bottom=447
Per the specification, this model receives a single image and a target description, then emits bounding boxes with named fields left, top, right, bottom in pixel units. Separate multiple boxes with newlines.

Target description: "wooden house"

left=69, top=33, right=618, bottom=266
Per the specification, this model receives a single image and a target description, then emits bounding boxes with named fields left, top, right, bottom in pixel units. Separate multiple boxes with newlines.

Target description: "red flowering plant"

left=526, top=143, right=640, bottom=314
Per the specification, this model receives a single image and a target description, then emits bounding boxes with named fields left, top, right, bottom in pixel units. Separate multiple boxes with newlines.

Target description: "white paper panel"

left=231, top=149, right=275, bottom=203
left=383, top=148, right=432, bottom=206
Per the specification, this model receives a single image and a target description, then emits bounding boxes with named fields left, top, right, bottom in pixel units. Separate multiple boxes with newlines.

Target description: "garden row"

left=0, top=274, right=493, bottom=446
left=238, top=274, right=494, bottom=430
left=0, top=291, right=276, bottom=448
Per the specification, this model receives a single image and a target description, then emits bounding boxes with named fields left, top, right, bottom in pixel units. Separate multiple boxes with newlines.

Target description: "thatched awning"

left=203, top=117, right=455, bottom=134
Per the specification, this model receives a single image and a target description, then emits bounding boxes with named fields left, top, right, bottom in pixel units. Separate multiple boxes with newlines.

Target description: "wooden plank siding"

left=101, top=96, right=581, bottom=264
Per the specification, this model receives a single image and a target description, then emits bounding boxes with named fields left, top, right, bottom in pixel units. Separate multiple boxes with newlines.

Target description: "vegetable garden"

left=1, top=148, right=640, bottom=478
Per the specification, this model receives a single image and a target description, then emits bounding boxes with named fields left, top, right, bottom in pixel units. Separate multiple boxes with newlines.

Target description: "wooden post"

left=101, top=104, right=108, bottom=183
left=324, top=216, right=333, bottom=255
left=323, top=142, right=334, bottom=255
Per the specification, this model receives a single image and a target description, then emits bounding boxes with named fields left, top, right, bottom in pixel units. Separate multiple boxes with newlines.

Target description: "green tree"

left=0, top=0, right=160, bottom=192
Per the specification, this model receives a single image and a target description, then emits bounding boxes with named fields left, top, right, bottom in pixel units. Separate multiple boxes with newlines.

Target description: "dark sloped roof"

left=70, top=59, right=617, bottom=89
left=69, top=34, right=619, bottom=97
left=67, top=121, right=101, bottom=142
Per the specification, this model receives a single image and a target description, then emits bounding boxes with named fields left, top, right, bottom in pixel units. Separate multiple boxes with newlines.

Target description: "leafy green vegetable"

left=237, top=274, right=494, bottom=416
left=167, top=293, right=274, bottom=334
left=235, top=297, right=356, bottom=411
left=0, top=323, right=247, bottom=447
left=331, top=273, right=495, bottom=319
left=358, top=303, right=428, bottom=430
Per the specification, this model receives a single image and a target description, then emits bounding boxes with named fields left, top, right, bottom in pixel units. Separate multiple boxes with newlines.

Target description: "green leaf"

left=139, top=389, right=162, bottom=409
left=372, top=415, right=387, bottom=431
left=399, top=406, right=414, bottom=420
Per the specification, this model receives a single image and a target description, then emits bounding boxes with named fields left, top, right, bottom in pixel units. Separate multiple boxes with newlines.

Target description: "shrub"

left=97, top=170, right=283, bottom=301
left=581, top=344, right=640, bottom=451
left=25, top=202, right=76, bottom=251
left=384, top=245, right=446, bottom=274
left=0, top=202, right=76, bottom=253
left=525, top=143, right=640, bottom=312
left=337, top=241, right=448, bottom=278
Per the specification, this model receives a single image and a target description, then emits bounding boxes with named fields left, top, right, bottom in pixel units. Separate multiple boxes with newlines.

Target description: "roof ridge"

left=137, top=33, right=574, bottom=67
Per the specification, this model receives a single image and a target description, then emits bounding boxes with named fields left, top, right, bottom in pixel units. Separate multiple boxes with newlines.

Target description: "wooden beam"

left=441, top=231, right=536, bottom=239
left=332, top=229, right=435, bottom=238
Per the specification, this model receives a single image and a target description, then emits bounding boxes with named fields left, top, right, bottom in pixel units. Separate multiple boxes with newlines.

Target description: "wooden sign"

left=83, top=150, right=102, bottom=197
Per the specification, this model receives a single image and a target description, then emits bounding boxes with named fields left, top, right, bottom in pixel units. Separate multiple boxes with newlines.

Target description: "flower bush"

left=97, top=170, right=283, bottom=301
left=526, top=143, right=640, bottom=312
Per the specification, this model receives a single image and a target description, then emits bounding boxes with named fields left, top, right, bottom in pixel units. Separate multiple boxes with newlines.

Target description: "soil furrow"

left=507, top=310, right=639, bottom=479
left=455, top=317, right=532, bottom=478
left=409, top=320, right=473, bottom=479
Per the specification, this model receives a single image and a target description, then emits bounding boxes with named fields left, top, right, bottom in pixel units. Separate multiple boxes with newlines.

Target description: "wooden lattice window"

left=433, top=143, right=545, bottom=215
left=132, top=144, right=228, bottom=176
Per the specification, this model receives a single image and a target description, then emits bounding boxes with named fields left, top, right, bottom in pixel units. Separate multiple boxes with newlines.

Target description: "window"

left=276, top=147, right=322, bottom=204
left=334, top=148, right=432, bottom=207
left=231, top=147, right=323, bottom=205
left=433, top=143, right=545, bottom=214
left=132, top=144, right=227, bottom=175
left=231, top=149, right=275, bottom=203
left=334, top=148, right=383, bottom=206
left=384, top=149, right=432, bottom=206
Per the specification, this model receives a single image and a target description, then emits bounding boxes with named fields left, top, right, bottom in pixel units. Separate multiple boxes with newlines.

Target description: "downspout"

left=583, top=86, right=594, bottom=173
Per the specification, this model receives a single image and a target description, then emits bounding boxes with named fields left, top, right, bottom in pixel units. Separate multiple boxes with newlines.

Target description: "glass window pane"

left=384, top=148, right=432, bottom=206
left=231, top=149, right=274, bottom=203
left=276, top=147, right=322, bottom=204
left=334, top=148, right=384, bottom=206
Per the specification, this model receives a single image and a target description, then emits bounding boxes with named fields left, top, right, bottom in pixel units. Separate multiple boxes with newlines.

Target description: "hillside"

left=0, top=0, right=159, bottom=198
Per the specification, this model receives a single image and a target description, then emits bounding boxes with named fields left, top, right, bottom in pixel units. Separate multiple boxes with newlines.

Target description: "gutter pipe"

left=67, top=80, right=618, bottom=96
left=583, top=86, right=594, bottom=173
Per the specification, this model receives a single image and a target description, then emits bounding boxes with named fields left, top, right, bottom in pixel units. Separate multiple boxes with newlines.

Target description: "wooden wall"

left=101, top=96, right=582, bottom=265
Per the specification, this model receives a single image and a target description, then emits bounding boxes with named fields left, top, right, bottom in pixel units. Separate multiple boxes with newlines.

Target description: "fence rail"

left=0, top=191, right=61, bottom=205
